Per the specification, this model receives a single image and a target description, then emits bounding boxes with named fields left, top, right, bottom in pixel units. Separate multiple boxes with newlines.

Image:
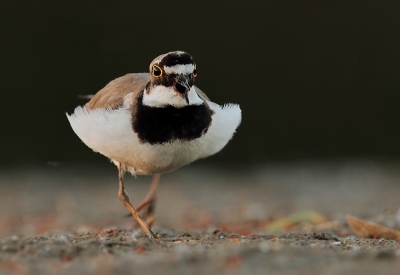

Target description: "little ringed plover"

left=67, top=51, right=242, bottom=238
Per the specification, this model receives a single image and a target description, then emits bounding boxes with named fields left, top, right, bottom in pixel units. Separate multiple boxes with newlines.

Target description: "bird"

left=66, top=51, right=242, bottom=238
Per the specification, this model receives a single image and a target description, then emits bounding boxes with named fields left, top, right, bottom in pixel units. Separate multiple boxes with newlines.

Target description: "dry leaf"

left=265, top=211, right=326, bottom=233
left=231, top=236, right=239, bottom=244
left=346, top=215, right=400, bottom=240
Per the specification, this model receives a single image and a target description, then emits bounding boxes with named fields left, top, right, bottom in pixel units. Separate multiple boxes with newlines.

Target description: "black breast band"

left=132, top=94, right=214, bottom=144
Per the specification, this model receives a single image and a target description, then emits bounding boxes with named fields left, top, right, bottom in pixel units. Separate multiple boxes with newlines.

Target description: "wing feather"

left=194, top=86, right=210, bottom=102
left=86, top=73, right=149, bottom=110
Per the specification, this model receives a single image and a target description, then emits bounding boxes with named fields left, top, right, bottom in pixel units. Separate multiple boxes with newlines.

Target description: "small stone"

left=130, top=233, right=138, bottom=242
left=259, top=242, right=271, bottom=253
left=10, top=236, right=19, bottom=241
left=57, top=235, right=68, bottom=243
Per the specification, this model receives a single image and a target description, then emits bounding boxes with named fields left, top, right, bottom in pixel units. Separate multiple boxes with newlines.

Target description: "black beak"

left=173, top=75, right=190, bottom=104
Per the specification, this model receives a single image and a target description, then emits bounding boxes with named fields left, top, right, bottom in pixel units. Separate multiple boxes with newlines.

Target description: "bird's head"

left=143, top=51, right=203, bottom=108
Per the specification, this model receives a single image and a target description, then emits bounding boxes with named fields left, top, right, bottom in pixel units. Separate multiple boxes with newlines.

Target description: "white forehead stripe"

left=164, top=64, right=195, bottom=75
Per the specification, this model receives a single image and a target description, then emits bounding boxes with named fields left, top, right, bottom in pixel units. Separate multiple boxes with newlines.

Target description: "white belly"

left=66, top=99, right=241, bottom=175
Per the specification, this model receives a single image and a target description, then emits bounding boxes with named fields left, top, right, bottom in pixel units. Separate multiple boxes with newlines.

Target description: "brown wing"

left=194, top=86, right=211, bottom=102
left=86, top=73, right=149, bottom=110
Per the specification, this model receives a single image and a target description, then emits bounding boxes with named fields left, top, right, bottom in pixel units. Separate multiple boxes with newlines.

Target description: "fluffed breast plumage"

left=67, top=73, right=241, bottom=175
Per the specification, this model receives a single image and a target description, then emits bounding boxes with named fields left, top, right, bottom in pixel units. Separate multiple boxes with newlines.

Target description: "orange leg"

left=136, top=174, right=160, bottom=227
left=117, top=164, right=156, bottom=238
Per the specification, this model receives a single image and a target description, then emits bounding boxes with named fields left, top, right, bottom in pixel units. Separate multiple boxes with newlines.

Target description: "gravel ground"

left=0, top=160, right=399, bottom=274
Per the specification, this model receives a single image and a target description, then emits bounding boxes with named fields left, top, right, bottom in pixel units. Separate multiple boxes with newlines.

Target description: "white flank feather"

left=66, top=98, right=241, bottom=175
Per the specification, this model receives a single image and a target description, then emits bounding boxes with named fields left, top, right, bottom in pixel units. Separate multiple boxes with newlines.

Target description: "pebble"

left=57, top=235, right=68, bottom=243
left=130, top=234, right=138, bottom=242
left=10, top=235, right=19, bottom=241
left=259, top=242, right=271, bottom=253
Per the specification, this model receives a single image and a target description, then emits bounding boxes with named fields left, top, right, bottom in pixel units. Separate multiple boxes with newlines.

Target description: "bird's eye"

left=192, top=64, right=197, bottom=77
left=152, top=65, right=163, bottom=78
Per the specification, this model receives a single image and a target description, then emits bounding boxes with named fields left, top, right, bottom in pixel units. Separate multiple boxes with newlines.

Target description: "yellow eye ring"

left=192, top=64, right=197, bottom=77
left=151, top=64, right=163, bottom=78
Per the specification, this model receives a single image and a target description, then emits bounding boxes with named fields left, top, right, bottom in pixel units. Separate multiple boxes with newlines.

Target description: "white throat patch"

left=142, top=85, right=204, bottom=108
left=164, top=64, right=195, bottom=75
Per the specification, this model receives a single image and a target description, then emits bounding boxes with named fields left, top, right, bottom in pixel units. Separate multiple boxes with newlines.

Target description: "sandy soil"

left=0, top=161, right=399, bottom=274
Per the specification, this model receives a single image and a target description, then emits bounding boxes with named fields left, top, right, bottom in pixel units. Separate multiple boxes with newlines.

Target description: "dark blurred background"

left=1, top=1, right=400, bottom=166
